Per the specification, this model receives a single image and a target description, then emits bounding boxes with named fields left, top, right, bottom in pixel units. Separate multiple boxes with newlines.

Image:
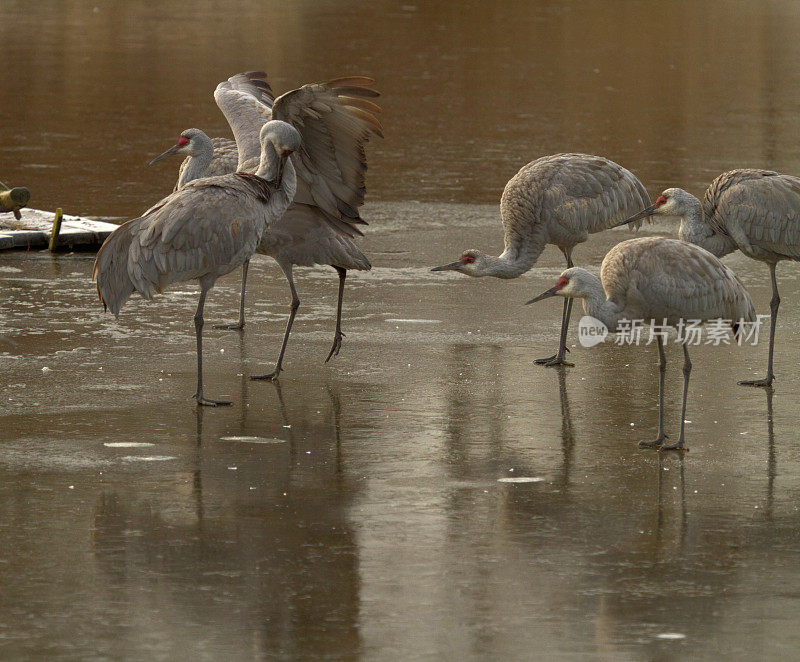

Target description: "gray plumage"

left=589, top=237, right=754, bottom=329
left=702, top=169, right=800, bottom=261
left=94, top=174, right=280, bottom=314
left=620, top=168, right=800, bottom=386
left=174, top=71, right=382, bottom=379
left=151, top=131, right=238, bottom=191
left=149, top=72, right=275, bottom=190
left=178, top=136, right=238, bottom=189
left=527, top=237, right=755, bottom=451
left=431, top=153, right=652, bottom=365
left=95, top=120, right=301, bottom=405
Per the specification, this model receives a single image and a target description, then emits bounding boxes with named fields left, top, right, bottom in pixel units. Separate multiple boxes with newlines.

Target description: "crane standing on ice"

left=431, top=154, right=651, bottom=366
left=527, top=237, right=755, bottom=451
left=93, top=120, right=300, bottom=406
left=150, top=71, right=382, bottom=378
left=619, top=169, right=800, bottom=387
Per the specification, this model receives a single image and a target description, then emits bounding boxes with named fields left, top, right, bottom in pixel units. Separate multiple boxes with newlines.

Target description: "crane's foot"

left=325, top=331, right=345, bottom=363
left=194, top=393, right=232, bottom=407
left=534, top=355, right=575, bottom=367
left=738, top=376, right=774, bottom=388
left=638, top=434, right=667, bottom=449
left=534, top=346, right=572, bottom=367
left=213, top=322, right=245, bottom=331
left=250, top=369, right=280, bottom=382
left=659, top=439, right=688, bottom=452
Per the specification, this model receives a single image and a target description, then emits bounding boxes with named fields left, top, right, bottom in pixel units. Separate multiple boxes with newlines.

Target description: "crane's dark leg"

left=326, top=266, right=347, bottom=363
left=251, top=262, right=298, bottom=381
left=739, top=262, right=778, bottom=388
left=660, top=343, right=690, bottom=452
left=535, top=249, right=575, bottom=367
left=194, top=287, right=231, bottom=406
left=534, top=298, right=570, bottom=365
left=214, top=259, right=249, bottom=331
left=639, top=336, right=669, bottom=449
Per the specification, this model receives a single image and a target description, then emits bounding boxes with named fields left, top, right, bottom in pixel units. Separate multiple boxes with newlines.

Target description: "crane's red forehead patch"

left=177, top=136, right=190, bottom=147
left=460, top=255, right=476, bottom=265
left=556, top=276, right=569, bottom=288
left=655, top=195, right=667, bottom=206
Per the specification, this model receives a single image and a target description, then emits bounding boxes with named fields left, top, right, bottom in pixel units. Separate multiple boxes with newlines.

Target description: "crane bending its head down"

left=430, top=249, right=510, bottom=277
left=614, top=188, right=700, bottom=228
left=526, top=237, right=755, bottom=452
left=258, top=121, right=301, bottom=182
left=430, top=153, right=652, bottom=366
left=614, top=169, right=800, bottom=389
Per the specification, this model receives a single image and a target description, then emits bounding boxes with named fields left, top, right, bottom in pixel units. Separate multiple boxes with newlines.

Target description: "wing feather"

left=214, top=71, right=275, bottom=170
left=602, top=237, right=755, bottom=325
left=525, top=154, right=652, bottom=235
left=272, top=78, right=383, bottom=238
left=703, top=169, right=800, bottom=260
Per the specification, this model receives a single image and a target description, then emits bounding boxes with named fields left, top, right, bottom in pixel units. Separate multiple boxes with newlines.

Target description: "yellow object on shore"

left=0, top=182, right=31, bottom=220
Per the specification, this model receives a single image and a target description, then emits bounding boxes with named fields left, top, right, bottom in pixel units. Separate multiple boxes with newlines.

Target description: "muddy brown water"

left=2, top=1, right=800, bottom=660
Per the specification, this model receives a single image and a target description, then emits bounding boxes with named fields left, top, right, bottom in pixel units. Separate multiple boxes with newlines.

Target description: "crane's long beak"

left=613, top=203, right=658, bottom=229
left=149, top=144, right=182, bottom=165
left=272, top=153, right=289, bottom=185
left=430, top=260, right=462, bottom=272
left=525, top=285, right=561, bottom=305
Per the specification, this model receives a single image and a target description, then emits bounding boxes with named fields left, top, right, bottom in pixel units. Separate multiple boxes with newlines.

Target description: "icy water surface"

left=2, top=206, right=800, bottom=660
left=3, top=0, right=800, bottom=660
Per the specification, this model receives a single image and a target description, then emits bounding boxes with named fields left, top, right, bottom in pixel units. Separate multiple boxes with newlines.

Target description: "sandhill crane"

left=150, top=131, right=238, bottom=191
left=93, top=119, right=301, bottom=406
left=148, top=74, right=275, bottom=190
left=152, top=71, right=382, bottom=379
left=619, top=169, right=800, bottom=387
left=431, top=154, right=651, bottom=366
left=527, top=237, right=755, bottom=451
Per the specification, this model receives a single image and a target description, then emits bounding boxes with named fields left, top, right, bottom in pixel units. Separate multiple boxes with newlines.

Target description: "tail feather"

left=92, top=218, right=142, bottom=317
left=346, top=242, right=371, bottom=270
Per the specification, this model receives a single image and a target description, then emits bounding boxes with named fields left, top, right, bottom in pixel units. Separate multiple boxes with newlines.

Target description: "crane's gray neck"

left=482, top=234, right=547, bottom=278
left=177, top=137, right=214, bottom=188
left=576, top=275, right=623, bottom=331
left=257, top=153, right=297, bottom=210
left=256, top=142, right=280, bottom=180
left=677, top=194, right=737, bottom=258
left=279, top=158, right=297, bottom=202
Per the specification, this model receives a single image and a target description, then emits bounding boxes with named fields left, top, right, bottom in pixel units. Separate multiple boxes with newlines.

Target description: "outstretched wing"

left=214, top=71, right=275, bottom=170
left=272, top=77, right=383, bottom=237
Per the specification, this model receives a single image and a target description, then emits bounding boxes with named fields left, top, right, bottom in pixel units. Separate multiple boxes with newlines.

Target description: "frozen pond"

left=2, top=0, right=800, bottom=659
left=2, top=205, right=799, bottom=660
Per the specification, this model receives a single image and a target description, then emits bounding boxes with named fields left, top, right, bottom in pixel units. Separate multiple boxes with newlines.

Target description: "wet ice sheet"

left=216, top=436, right=288, bottom=444
left=4, top=0, right=800, bottom=658
left=1, top=202, right=799, bottom=661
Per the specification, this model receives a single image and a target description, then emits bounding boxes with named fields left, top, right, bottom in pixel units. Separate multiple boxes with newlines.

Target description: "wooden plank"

left=0, top=208, right=119, bottom=251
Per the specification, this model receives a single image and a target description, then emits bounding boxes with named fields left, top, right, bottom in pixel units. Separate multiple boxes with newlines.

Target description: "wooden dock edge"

left=0, top=209, right=119, bottom=252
